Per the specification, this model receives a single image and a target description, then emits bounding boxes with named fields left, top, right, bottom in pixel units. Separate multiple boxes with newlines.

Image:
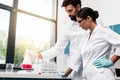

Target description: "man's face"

left=65, top=4, right=78, bottom=21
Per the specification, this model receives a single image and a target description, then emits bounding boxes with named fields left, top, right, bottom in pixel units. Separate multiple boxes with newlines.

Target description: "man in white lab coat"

left=39, top=0, right=85, bottom=79
left=24, top=0, right=85, bottom=80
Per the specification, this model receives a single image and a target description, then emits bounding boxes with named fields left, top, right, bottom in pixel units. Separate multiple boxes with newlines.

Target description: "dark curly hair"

left=62, top=0, right=81, bottom=7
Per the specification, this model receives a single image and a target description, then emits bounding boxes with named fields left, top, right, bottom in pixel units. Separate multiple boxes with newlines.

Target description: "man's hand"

left=38, top=53, right=43, bottom=59
left=93, top=57, right=114, bottom=68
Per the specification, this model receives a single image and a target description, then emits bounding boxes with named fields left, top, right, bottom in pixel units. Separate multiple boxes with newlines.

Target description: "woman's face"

left=77, top=17, right=89, bottom=30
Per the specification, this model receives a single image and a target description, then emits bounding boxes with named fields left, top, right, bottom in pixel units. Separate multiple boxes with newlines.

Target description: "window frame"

left=0, top=0, right=58, bottom=69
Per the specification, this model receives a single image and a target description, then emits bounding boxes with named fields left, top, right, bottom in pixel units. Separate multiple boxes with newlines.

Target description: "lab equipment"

left=20, top=50, right=33, bottom=69
left=6, top=63, right=14, bottom=72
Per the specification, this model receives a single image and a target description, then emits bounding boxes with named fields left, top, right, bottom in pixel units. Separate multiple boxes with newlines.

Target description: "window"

left=0, top=9, right=10, bottom=64
left=18, top=0, right=56, bottom=19
left=0, top=0, right=57, bottom=68
left=0, top=0, right=13, bottom=7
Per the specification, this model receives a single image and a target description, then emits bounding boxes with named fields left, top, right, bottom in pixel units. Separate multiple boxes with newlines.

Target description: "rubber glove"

left=58, top=72, right=66, bottom=77
left=93, top=57, right=113, bottom=68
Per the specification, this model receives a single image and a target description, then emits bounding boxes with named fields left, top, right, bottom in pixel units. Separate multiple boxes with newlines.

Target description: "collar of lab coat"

left=70, top=20, right=78, bottom=25
left=91, top=25, right=100, bottom=35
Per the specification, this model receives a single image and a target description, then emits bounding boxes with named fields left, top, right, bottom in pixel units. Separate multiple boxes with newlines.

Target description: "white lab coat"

left=41, top=21, right=86, bottom=80
left=75, top=25, right=120, bottom=80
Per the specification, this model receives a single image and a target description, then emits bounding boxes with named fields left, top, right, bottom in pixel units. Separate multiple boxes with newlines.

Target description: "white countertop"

left=116, top=77, right=120, bottom=80
left=0, top=70, right=70, bottom=79
left=0, top=70, right=119, bottom=80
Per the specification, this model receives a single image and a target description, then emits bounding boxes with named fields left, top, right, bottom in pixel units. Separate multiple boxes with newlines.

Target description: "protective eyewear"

left=78, top=19, right=84, bottom=24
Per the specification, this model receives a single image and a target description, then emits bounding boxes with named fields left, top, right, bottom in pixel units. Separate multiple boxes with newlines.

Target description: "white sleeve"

left=41, top=28, right=69, bottom=60
left=103, top=28, right=120, bottom=56
left=114, top=47, right=120, bottom=56
left=69, top=53, right=82, bottom=71
left=104, top=28, right=120, bottom=45
left=69, top=32, right=87, bottom=71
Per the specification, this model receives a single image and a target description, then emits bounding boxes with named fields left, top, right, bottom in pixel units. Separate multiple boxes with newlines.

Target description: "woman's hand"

left=93, top=57, right=113, bottom=68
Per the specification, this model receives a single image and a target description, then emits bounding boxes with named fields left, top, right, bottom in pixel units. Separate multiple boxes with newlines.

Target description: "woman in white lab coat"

left=76, top=7, right=120, bottom=80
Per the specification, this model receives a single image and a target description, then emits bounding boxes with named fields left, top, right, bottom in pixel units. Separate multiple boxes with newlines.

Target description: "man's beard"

left=70, top=16, right=77, bottom=21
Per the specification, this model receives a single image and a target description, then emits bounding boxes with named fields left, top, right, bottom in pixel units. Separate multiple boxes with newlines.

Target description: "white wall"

left=57, top=0, right=120, bottom=71
left=82, top=0, right=120, bottom=26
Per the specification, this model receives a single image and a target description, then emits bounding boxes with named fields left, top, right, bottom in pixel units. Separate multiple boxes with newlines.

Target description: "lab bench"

left=0, top=70, right=71, bottom=80
left=116, top=77, right=120, bottom=80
